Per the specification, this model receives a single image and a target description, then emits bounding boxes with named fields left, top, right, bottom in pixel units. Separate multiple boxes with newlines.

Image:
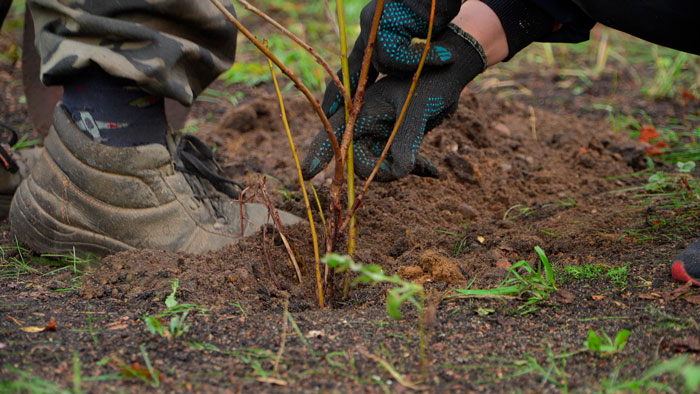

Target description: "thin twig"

left=340, top=0, right=437, bottom=234
left=339, top=0, right=385, bottom=162
left=258, top=176, right=303, bottom=284
left=267, top=57, right=324, bottom=308
left=210, top=0, right=343, bottom=171
left=529, top=105, right=537, bottom=140
left=236, top=0, right=352, bottom=112
left=328, top=0, right=385, bottom=250
left=262, top=222, right=282, bottom=290
left=309, top=182, right=328, bottom=235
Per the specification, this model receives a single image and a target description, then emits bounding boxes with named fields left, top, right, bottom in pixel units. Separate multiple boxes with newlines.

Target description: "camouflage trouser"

left=28, top=0, right=238, bottom=106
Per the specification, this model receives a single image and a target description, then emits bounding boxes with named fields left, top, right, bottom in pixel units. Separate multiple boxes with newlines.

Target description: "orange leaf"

left=646, top=147, right=664, bottom=156
left=121, top=363, right=153, bottom=380
left=20, top=317, right=57, bottom=333
left=682, top=89, right=697, bottom=101
left=639, top=125, right=660, bottom=143
left=44, top=317, right=57, bottom=332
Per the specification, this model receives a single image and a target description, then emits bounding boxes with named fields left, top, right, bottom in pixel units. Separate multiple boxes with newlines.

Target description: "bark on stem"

left=328, top=0, right=385, bottom=251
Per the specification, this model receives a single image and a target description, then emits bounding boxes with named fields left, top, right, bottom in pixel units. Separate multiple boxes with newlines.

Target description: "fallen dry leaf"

left=682, top=89, right=697, bottom=101
left=21, top=317, right=57, bottom=333
left=639, top=125, right=660, bottom=143
left=673, top=336, right=700, bottom=353
left=20, top=326, right=45, bottom=333
left=256, top=377, right=288, bottom=386
left=305, top=330, right=325, bottom=339
left=121, top=363, right=153, bottom=380
left=638, top=293, right=660, bottom=300
left=555, top=289, right=576, bottom=304
left=44, top=317, right=57, bottom=332
left=666, top=282, right=694, bottom=301
left=591, top=295, right=605, bottom=301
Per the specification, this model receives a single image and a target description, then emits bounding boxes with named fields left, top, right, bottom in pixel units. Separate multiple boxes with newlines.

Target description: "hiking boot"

left=9, top=105, right=302, bottom=256
left=0, top=122, right=41, bottom=219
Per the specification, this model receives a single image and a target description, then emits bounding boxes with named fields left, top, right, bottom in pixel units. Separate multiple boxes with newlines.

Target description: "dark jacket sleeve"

left=530, top=0, right=595, bottom=43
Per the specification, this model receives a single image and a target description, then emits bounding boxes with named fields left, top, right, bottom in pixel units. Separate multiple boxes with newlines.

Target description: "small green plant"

left=436, top=221, right=470, bottom=257
left=324, top=254, right=424, bottom=320
left=561, top=263, right=629, bottom=288
left=584, top=329, right=630, bottom=357
left=453, top=246, right=556, bottom=314
left=11, top=134, right=42, bottom=150
left=600, top=356, right=700, bottom=393
left=503, top=204, right=536, bottom=221
left=1, top=351, right=85, bottom=393
left=143, top=279, right=205, bottom=340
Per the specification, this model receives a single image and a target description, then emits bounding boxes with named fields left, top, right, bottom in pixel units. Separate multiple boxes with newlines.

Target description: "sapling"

left=210, top=0, right=439, bottom=308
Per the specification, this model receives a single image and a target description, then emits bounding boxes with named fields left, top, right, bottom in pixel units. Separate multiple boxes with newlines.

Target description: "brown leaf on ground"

left=638, top=293, right=661, bottom=300
left=43, top=317, right=57, bottom=332
left=673, top=336, right=700, bottom=353
left=257, top=377, right=288, bottom=386
left=121, top=363, right=153, bottom=380
left=20, top=317, right=57, bottom=333
left=665, top=282, right=694, bottom=301
left=685, top=295, right=700, bottom=305
left=555, top=289, right=576, bottom=304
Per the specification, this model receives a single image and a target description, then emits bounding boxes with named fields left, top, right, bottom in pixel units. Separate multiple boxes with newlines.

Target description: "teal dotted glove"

left=322, top=0, right=463, bottom=117
left=302, top=24, right=487, bottom=181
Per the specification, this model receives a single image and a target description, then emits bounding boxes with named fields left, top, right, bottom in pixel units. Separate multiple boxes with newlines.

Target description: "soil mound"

left=81, top=89, right=647, bottom=310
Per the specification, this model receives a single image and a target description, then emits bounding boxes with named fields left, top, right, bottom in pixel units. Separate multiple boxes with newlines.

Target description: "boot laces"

left=174, top=134, right=244, bottom=220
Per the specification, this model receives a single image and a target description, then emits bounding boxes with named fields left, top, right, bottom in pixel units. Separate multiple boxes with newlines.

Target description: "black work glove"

left=321, top=0, right=463, bottom=118
left=302, top=24, right=487, bottom=181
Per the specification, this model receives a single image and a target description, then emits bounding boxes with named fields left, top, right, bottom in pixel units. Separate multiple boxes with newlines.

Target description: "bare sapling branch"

left=236, top=0, right=353, bottom=112
left=328, top=0, right=385, bottom=251
left=210, top=0, right=343, bottom=172
left=340, top=0, right=437, bottom=235
left=268, top=57, right=325, bottom=308
left=258, top=177, right=303, bottom=284
left=336, top=0, right=357, bottom=255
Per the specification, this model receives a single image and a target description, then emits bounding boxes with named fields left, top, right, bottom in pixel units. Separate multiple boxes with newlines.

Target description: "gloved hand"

left=322, top=0, right=463, bottom=118
left=302, top=24, right=487, bottom=181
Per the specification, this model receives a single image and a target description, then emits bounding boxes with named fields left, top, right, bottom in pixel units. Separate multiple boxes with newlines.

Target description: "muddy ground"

left=2, top=32, right=700, bottom=392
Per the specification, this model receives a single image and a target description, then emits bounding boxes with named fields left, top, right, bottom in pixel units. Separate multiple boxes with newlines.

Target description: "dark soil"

left=2, top=32, right=700, bottom=392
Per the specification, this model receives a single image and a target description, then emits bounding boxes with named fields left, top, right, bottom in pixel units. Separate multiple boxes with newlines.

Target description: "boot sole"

left=10, top=178, right=133, bottom=256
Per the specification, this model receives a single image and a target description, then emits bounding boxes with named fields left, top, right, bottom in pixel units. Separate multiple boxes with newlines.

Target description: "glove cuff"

left=403, top=0, right=463, bottom=27
left=480, top=0, right=555, bottom=60
left=447, top=23, right=488, bottom=72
